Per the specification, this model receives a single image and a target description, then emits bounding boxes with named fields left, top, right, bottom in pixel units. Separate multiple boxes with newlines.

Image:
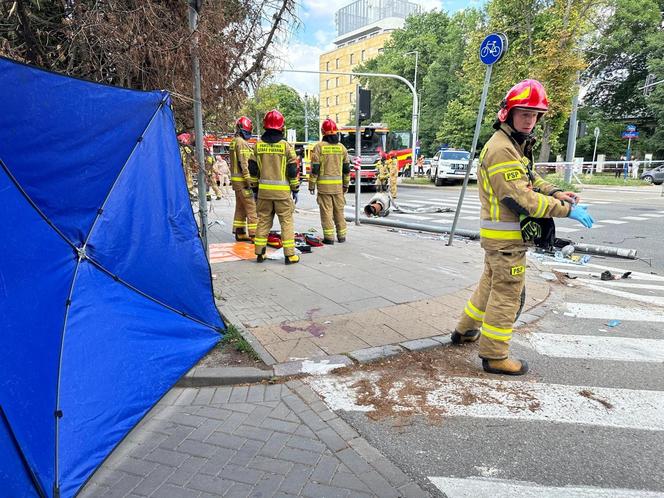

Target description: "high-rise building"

left=319, top=0, right=420, bottom=126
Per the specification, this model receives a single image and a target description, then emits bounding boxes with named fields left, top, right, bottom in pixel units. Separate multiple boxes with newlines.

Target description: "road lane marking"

left=390, top=213, right=433, bottom=221
left=640, top=213, right=664, bottom=218
left=598, top=219, right=628, bottom=224
left=590, top=224, right=605, bottom=229
left=575, top=281, right=664, bottom=306
left=542, top=262, right=664, bottom=282
left=564, top=302, right=664, bottom=322
left=553, top=226, right=580, bottom=233
left=529, top=333, right=664, bottom=362
left=621, top=216, right=648, bottom=221
left=428, top=477, right=664, bottom=498
left=308, top=374, right=664, bottom=431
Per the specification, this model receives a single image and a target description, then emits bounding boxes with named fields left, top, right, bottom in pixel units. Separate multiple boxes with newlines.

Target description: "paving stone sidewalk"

left=80, top=381, right=429, bottom=498
left=207, top=201, right=551, bottom=365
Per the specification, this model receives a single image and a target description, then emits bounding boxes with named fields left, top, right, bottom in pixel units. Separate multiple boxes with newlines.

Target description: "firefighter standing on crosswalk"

left=451, top=79, right=594, bottom=376
left=229, top=116, right=258, bottom=241
left=252, top=109, right=301, bottom=265
left=309, top=118, right=351, bottom=244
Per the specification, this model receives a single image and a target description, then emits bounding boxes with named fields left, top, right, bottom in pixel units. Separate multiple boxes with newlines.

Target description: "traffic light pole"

left=281, top=69, right=418, bottom=181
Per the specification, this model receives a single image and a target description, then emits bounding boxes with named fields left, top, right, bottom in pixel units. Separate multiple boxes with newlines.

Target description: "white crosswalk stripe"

left=428, top=477, right=664, bottom=497
left=598, top=219, right=628, bottom=224
left=528, top=332, right=664, bottom=362
left=621, top=216, right=648, bottom=221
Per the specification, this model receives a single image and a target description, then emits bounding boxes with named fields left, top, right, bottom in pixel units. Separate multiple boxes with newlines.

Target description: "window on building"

left=326, top=61, right=329, bottom=71
left=336, top=77, right=340, bottom=87
left=350, top=53, right=354, bottom=64
left=326, top=97, right=329, bottom=107
left=378, top=48, right=384, bottom=54
left=336, top=113, right=339, bottom=123
left=349, top=75, right=353, bottom=84
left=361, top=50, right=366, bottom=61
left=326, top=79, right=330, bottom=90
left=349, top=92, right=353, bottom=103
left=335, top=95, right=339, bottom=105
left=335, top=58, right=340, bottom=69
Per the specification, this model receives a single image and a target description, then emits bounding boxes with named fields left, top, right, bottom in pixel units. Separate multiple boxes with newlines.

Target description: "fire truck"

left=337, top=124, right=413, bottom=190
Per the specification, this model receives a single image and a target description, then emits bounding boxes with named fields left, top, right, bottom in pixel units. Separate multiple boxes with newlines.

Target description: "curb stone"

left=178, top=367, right=274, bottom=387
left=218, top=308, right=278, bottom=366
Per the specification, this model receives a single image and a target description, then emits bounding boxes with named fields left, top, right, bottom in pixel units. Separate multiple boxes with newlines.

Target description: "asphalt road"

left=305, top=257, right=664, bottom=497
left=298, top=182, right=664, bottom=275
left=298, top=182, right=664, bottom=497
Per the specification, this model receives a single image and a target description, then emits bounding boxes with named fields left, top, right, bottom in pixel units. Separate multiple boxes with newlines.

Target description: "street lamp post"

left=564, top=71, right=581, bottom=184
left=405, top=50, right=419, bottom=178
left=304, top=93, right=309, bottom=143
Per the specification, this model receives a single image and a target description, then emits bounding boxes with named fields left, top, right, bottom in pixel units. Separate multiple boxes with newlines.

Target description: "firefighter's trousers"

left=317, top=193, right=347, bottom=241
left=184, top=166, right=196, bottom=197
left=232, top=187, right=258, bottom=236
left=206, top=172, right=222, bottom=199
left=389, top=172, right=398, bottom=199
left=254, top=198, right=296, bottom=257
left=456, top=249, right=526, bottom=359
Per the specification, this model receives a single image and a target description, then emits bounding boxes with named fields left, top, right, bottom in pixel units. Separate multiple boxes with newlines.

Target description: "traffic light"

left=358, top=88, right=371, bottom=121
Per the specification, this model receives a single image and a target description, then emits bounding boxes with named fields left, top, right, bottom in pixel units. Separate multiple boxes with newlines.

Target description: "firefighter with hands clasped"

left=388, top=151, right=399, bottom=199
left=309, top=118, right=351, bottom=244
left=451, top=79, right=594, bottom=376
left=251, top=109, right=301, bottom=265
left=229, top=116, right=258, bottom=242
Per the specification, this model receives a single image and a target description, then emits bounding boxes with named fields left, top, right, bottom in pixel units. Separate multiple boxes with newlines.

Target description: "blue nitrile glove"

left=569, top=204, right=594, bottom=228
left=292, top=190, right=299, bottom=204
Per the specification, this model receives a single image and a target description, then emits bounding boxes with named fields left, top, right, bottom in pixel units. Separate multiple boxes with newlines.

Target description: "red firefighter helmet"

left=263, top=109, right=285, bottom=131
left=389, top=151, right=398, bottom=159
left=497, top=79, right=549, bottom=122
left=236, top=116, right=253, bottom=133
left=321, top=118, right=338, bottom=135
left=177, top=132, right=192, bottom=144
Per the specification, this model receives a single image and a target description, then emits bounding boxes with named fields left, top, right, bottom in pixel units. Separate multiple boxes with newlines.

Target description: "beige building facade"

left=319, top=0, right=420, bottom=126
left=319, top=32, right=392, bottom=126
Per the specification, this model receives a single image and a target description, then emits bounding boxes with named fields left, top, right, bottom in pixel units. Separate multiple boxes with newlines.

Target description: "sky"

left=273, top=0, right=479, bottom=96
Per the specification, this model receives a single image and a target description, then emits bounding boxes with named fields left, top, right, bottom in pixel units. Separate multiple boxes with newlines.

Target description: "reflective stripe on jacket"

left=255, top=140, right=299, bottom=200
left=229, top=136, right=255, bottom=188
left=478, top=123, right=571, bottom=250
left=310, top=142, right=350, bottom=194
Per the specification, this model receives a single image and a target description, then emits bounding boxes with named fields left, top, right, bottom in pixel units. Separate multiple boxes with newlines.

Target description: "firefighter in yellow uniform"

left=376, top=154, right=389, bottom=192
left=229, top=116, right=258, bottom=241
left=252, top=109, right=300, bottom=265
left=309, top=118, right=351, bottom=244
left=388, top=152, right=399, bottom=199
left=451, top=79, right=594, bottom=375
left=178, top=132, right=198, bottom=199
left=204, top=150, right=223, bottom=200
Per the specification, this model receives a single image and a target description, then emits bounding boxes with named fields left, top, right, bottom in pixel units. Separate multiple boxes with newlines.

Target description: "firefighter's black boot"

left=337, top=236, right=346, bottom=243
left=235, top=231, right=250, bottom=242
left=256, top=247, right=266, bottom=263
left=482, top=358, right=529, bottom=376
left=451, top=329, right=480, bottom=345
left=323, top=238, right=335, bottom=245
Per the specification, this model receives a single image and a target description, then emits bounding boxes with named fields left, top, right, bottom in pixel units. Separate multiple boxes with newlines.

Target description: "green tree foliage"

left=438, top=0, right=595, bottom=161
left=584, top=0, right=662, bottom=119
left=355, top=10, right=481, bottom=155
left=241, top=84, right=318, bottom=140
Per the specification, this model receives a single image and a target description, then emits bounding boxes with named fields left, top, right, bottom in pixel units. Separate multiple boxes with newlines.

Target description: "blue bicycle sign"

left=479, top=33, right=508, bottom=65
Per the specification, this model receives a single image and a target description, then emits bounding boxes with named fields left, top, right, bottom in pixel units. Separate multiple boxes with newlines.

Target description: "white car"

left=430, top=149, right=478, bottom=186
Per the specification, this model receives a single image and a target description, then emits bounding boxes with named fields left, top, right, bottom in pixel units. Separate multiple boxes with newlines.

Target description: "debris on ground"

left=606, top=320, right=621, bottom=328
left=540, top=271, right=557, bottom=281
left=579, top=389, right=614, bottom=409
left=332, top=346, right=540, bottom=424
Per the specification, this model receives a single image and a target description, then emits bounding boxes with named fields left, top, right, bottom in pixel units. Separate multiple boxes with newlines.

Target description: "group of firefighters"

left=375, top=151, right=400, bottom=199
left=178, top=78, right=596, bottom=376
left=179, top=110, right=352, bottom=266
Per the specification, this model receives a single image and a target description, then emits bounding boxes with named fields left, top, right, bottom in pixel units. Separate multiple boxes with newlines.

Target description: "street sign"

left=625, top=124, right=637, bottom=132
left=594, top=127, right=600, bottom=138
left=479, top=33, right=508, bottom=65
left=622, top=131, right=639, bottom=139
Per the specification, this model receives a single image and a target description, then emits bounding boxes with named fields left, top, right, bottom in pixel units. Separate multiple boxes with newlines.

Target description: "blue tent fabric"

left=0, top=57, right=223, bottom=497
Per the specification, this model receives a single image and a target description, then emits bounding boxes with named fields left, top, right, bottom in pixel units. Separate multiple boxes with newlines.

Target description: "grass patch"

left=544, top=173, right=650, bottom=188
left=540, top=174, right=579, bottom=192
left=402, top=177, right=432, bottom=185
left=221, top=324, right=260, bottom=361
